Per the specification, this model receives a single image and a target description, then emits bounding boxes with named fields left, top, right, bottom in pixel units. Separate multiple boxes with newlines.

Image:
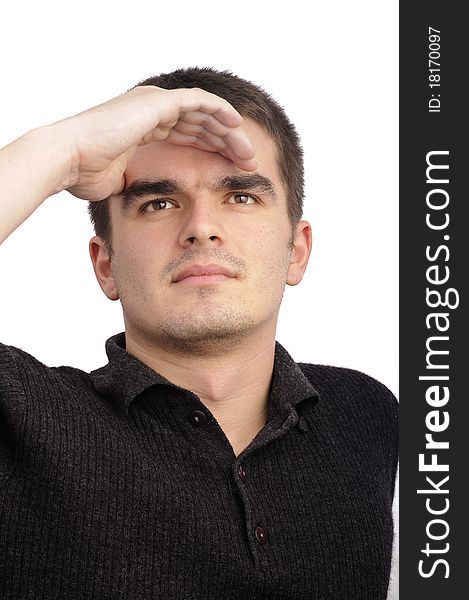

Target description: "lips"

left=172, top=263, right=236, bottom=283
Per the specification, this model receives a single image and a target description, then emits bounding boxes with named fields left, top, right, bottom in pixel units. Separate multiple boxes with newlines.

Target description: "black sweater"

left=0, top=333, right=398, bottom=599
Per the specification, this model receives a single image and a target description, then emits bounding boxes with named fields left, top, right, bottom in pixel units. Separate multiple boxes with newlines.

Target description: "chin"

left=151, top=310, right=258, bottom=355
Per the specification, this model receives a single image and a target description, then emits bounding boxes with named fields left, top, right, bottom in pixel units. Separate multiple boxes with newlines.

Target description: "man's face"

left=90, top=118, right=311, bottom=354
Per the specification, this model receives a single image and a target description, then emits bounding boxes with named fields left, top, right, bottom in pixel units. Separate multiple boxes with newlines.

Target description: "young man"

left=0, top=68, right=398, bottom=599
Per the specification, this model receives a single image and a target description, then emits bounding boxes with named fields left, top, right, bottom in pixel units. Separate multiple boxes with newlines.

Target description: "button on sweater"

left=0, top=333, right=398, bottom=599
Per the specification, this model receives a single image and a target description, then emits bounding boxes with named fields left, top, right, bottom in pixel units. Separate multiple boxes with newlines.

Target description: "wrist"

left=25, top=123, right=79, bottom=196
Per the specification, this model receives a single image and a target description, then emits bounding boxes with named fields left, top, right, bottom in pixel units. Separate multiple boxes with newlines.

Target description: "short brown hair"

left=88, top=67, right=304, bottom=253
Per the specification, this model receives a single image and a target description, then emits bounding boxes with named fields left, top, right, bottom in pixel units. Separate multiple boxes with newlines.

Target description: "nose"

left=177, top=199, right=225, bottom=249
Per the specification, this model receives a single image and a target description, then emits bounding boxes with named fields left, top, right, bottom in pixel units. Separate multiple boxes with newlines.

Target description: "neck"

left=125, top=325, right=277, bottom=455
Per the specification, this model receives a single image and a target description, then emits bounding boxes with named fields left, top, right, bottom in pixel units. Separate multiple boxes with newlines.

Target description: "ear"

left=286, top=220, right=313, bottom=286
left=89, top=236, right=119, bottom=301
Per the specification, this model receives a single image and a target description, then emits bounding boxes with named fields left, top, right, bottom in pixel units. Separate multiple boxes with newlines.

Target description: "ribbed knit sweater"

left=0, top=332, right=398, bottom=600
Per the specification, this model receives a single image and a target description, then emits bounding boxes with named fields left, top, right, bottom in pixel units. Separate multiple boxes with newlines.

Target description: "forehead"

left=122, top=118, right=283, bottom=194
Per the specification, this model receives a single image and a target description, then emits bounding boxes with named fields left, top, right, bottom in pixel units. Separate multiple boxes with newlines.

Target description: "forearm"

left=0, top=125, right=74, bottom=245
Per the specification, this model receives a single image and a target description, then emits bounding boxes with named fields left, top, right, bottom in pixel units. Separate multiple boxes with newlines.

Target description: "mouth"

left=173, top=273, right=233, bottom=285
left=172, top=263, right=237, bottom=285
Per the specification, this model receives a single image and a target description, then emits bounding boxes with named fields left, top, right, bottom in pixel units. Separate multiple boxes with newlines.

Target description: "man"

left=0, top=67, right=398, bottom=599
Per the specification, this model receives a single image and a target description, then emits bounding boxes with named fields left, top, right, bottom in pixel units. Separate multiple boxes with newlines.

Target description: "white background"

left=0, top=1, right=398, bottom=597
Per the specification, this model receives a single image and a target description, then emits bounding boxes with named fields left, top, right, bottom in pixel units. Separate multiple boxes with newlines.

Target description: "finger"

left=165, top=127, right=257, bottom=171
left=163, top=131, right=257, bottom=171
left=140, top=124, right=173, bottom=145
left=172, top=120, right=205, bottom=137
left=222, top=127, right=256, bottom=160
left=177, top=117, right=255, bottom=160
left=186, top=127, right=228, bottom=151
left=219, top=149, right=259, bottom=172
left=164, top=130, right=201, bottom=146
left=179, top=111, right=233, bottom=137
left=111, top=173, right=126, bottom=196
left=172, top=88, right=243, bottom=128
left=165, top=128, right=227, bottom=151
left=234, top=157, right=259, bottom=171
left=135, top=89, right=255, bottom=159
left=188, top=138, right=219, bottom=152
left=173, top=121, right=228, bottom=151
left=189, top=141, right=258, bottom=172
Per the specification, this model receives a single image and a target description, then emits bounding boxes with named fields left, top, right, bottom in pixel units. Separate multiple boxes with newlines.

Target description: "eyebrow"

left=119, top=173, right=279, bottom=212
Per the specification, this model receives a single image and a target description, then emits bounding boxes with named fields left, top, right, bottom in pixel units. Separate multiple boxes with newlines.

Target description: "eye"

left=139, top=198, right=177, bottom=213
left=227, top=193, right=257, bottom=205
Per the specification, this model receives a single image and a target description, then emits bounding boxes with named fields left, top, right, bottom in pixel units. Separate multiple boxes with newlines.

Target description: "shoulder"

left=297, top=362, right=398, bottom=452
left=0, top=341, right=92, bottom=399
left=297, top=362, right=399, bottom=496
left=298, top=361, right=398, bottom=416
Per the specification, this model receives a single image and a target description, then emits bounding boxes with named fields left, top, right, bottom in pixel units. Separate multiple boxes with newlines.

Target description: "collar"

left=89, top=332, right=320, bottom=417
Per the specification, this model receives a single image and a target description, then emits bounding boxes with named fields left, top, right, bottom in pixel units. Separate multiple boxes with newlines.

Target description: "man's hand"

left=0, top=85, right=257, bottom=245
left=56, top=86, right=257, bottom=201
